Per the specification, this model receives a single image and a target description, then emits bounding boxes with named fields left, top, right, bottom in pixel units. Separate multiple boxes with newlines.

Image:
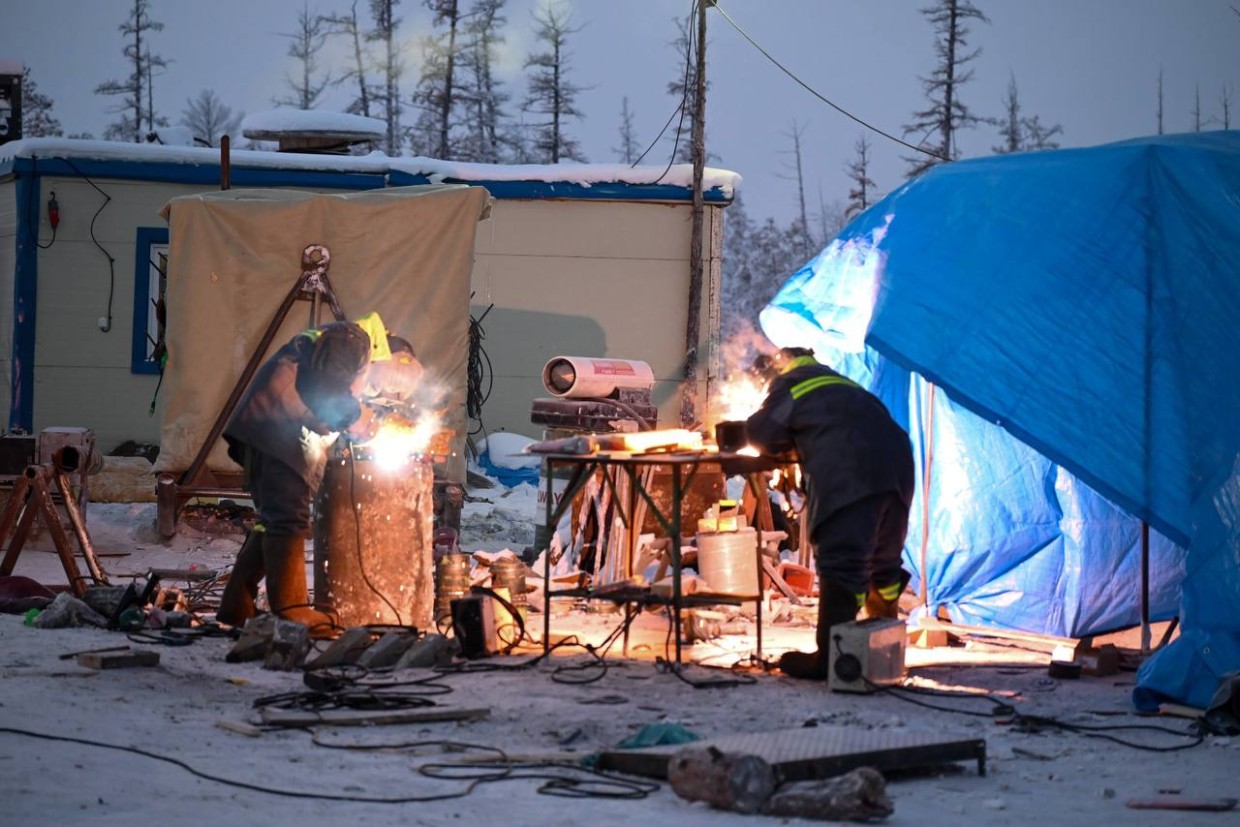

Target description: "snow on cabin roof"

left=0, top=58, right=24, bottom=75
left=0, top=136, right=742, bottom=195
left=241, top=109, right=387, bottom=141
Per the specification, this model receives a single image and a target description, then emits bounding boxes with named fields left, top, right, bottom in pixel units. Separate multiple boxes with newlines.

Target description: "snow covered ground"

left=0, top=489, right=1234, bottom=826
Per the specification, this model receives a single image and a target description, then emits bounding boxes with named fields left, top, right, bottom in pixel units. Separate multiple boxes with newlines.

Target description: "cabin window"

left=131, top=226, right=169, bottom=375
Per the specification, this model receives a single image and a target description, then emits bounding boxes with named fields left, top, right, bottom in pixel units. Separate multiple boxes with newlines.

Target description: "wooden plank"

left=915, top=618, right=1078, bottom=652
left=76, top=649, right=161, bottom=669
left=259, top=706, right=491, bottom=729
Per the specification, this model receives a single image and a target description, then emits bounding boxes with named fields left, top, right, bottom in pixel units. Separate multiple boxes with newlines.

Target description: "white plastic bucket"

left=696, top=527, right=760, bottom=596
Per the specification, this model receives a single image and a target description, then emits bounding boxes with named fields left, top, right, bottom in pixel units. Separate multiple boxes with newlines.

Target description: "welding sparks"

left=362, top=413, right=443, bottom=471
left=712, top=372, right=768, bottom=428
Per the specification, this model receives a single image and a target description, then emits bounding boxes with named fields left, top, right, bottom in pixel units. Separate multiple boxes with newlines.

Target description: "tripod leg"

left=0, top=475, right=32, bottom=576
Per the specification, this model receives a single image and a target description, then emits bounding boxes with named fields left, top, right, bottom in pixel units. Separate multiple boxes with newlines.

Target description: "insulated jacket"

left=745, top=358, right=915, bottom=537
left=224, top=321, right=372, bottom=485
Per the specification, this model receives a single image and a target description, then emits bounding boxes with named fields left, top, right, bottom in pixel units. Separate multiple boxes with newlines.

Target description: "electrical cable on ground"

left=0, top=728, right=658, bottom=803
left=710, top=2, right=951, bottom=162
left=867, top=676, right=1207, bottom=752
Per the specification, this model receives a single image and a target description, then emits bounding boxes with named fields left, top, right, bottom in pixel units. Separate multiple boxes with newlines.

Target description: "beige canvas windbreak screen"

left=154, top=185, right=492, bottom=484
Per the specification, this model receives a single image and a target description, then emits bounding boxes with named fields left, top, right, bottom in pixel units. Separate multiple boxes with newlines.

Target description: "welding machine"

left=450, top=595, right=498, bottom=659
left=827, top=618, right=907, bottom=693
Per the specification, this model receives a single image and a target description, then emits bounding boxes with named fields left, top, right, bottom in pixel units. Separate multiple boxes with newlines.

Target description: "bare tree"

left=180, top=89, right=243, bottom=147
left=456, top=0, right=509, bottom=162
left=21, top=67, right=62, bottom=138
left=411, top=0, right=466, bottom=159
left=614, top=96, right=639, bottom=163
left=844, top=135, right=877, bottom=219
left=777, top=121, right=812, bottom=260
left=369, top=0, right=405, bottom=155
left=523, top=2, right=587, bottom=163
left=993, top=71, right=1022, bottom=153
left=902, top=0, right=989, bottom=178
left=274, top=3, right=331, bottom=109
left=990, top=72, right=1061, bottom=153
left=324, top=0, right=375, bottom=117
left=95, top=0, right=169, bottom=142
left=1020, top=114, right=1061, bottom=151
left=1222, top=85, right=1233, bottom=130
left=1192, top=83, right=1204, bottom=131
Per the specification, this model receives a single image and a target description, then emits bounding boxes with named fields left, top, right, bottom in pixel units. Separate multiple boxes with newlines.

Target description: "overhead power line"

left=710, top=2, right=950, bottom=162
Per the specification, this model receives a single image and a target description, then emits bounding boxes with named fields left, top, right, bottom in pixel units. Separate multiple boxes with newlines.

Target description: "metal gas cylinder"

left=313, top=446, right=434, bottom=628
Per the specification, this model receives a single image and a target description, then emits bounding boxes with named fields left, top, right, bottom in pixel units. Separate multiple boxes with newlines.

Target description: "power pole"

left=681, top=0, right=708, bottom=426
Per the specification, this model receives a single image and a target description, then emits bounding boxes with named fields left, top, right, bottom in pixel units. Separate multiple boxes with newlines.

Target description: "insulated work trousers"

left=811, top=491, right=910, bottom=596
left=240, top=445, right=315, bottom=538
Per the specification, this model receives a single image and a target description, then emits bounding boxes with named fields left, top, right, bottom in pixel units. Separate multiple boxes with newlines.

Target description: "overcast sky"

left=2, top=1, right=1237, bottom=226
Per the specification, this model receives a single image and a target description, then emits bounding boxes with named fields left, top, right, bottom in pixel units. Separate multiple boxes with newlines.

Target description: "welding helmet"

left=297, top=322, right=372, bottom=429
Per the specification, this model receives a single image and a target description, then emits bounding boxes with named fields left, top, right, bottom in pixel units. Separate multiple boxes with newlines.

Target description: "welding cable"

left=870, top=677, right=1206, bottom=752
left=60, top=157, right=118, bottom=333
left=345, top=448, right=404, bottom=625
left=1006, top=713, right=1206, bottom=753
left=0, top=728, right=658, bottom=803
left=252, top=686, right=440, bottom=713
left=466, top=302, right=494, bottom=437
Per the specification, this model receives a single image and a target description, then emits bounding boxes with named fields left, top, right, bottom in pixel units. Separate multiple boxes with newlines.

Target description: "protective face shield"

left=364, top=335, right=424, bottom=402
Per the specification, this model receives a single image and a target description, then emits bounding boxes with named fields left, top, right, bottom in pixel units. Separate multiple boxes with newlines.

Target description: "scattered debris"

left=214, top=719, right=263, bottom=738
left=304, top=627, right=372, bottom=670
left=32, top=592, right=108, bottom=628
left=763, top=767, right=894, bottom=822
left=356, top=631, right=417, bottom=669
left=668, top=746, right=778, bottom=814
left=76, top=648, right=160, bottom=669
left=394, top=633, right=456, bottom=669
left=1126, top=797, right=1237, bottom=812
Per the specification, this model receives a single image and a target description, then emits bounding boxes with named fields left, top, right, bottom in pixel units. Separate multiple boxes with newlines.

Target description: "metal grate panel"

left=597, top=725, right=986, bottom=781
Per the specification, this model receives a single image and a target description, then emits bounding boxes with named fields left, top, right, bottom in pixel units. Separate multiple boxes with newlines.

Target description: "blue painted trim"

left=131, top=227, right=169, bottom=376
left=386, top=169, right=732, bottom=203
left=7, top=157, right=388, bottom=190
left=10, top=172, right=38, bottom=431
left=2, top=156, right=734, bottom=204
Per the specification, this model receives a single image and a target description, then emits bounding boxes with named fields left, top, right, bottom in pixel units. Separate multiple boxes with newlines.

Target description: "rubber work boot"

left=215, top=530, right=265, bottom=627
left=864, top=569, right=912, bottom=620
left=779, top=580, right=862, bottom=680
left=262, top=534, right=337, bottom=639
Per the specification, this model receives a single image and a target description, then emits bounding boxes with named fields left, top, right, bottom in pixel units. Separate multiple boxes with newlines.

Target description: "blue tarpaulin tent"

left=758, top=131, right=1240, bottom=709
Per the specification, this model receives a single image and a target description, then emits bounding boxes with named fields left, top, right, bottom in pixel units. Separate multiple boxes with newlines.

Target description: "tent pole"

left=919, top=382, right=936, bottom=608
left=1140, top=520, right=1151, bottom=654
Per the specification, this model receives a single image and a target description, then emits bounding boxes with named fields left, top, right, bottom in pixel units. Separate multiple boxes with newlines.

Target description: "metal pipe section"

left=313, top=447, right=434, bottom=628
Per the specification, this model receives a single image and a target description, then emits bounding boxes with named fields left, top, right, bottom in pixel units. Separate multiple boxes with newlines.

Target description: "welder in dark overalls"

left=215, top=312, right=421, bottom=635
left=746, top=347, right=915, bottom=679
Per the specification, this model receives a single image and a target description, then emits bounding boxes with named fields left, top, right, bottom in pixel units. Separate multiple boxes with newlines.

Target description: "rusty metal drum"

left=313, top=447, right=434, bottom=628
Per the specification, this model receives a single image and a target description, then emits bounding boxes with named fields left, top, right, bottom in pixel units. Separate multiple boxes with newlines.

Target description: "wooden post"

left=680, top=0, right=708, bottom=427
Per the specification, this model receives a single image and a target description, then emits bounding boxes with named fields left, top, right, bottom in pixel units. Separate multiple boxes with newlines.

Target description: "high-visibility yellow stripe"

left=789, top=374, right=859, bottom=399
left=853, top=592, right=866, bottom=608
left=878, top=581, right=903, bottom=602
left=780, top=355, right=819, bottom=374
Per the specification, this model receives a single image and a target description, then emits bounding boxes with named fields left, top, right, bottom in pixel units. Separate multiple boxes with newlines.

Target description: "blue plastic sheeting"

left=759, top=132, right=1240, bottom=708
